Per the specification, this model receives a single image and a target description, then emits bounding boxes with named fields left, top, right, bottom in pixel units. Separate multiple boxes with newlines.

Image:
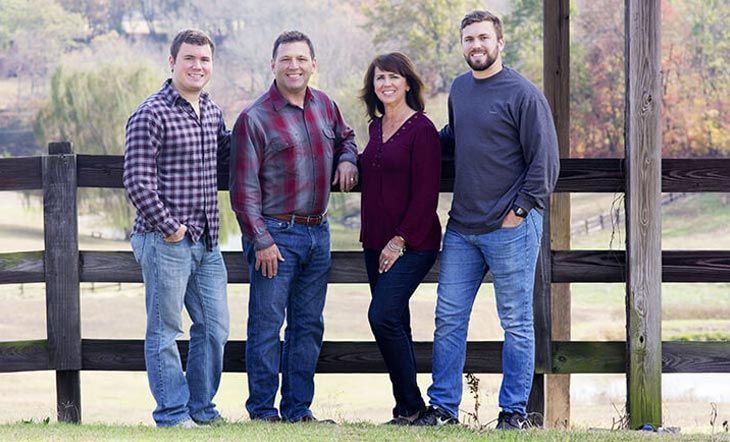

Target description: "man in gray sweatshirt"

left=414, top=10, right=559, bottom=429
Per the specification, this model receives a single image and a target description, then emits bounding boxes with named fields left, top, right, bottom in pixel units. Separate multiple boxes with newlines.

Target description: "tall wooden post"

left=43, top=141, right=82, bottom=423
left=624, top=0, right=662, bottom=429
left=544, top=0, right=571, bottom=429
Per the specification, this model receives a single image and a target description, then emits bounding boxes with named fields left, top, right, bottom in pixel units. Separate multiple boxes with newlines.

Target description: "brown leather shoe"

left=297, top=415, right=336, bottom=424
left=252, top=415, right=281, bottom=423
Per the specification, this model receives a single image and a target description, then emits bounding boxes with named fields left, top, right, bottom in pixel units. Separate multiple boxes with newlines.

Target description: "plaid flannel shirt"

left=230, top=82, right=357, bottom=250
left=123, top=79, right=230, bottom=249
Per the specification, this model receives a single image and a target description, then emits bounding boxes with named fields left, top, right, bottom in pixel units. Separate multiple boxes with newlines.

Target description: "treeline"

left=0, top=0, right=727, bottom=234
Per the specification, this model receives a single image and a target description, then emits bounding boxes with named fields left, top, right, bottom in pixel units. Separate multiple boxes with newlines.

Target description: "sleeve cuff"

left=253, top=232, right=275, bottom=251
left=337, top=153, right=358, bottom=166
left=514, top=194, right=536, bottom=214
left=158, top=219, right=181, bottom=237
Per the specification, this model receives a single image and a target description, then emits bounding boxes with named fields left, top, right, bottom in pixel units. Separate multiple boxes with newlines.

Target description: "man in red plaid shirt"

left=123, top=29, right=230, bottom=428
left=230, top=30, right=358, bottom=423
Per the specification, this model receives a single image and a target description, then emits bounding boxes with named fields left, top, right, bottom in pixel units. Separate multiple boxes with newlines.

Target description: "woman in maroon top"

left=359, top=52, right=442, bottom=425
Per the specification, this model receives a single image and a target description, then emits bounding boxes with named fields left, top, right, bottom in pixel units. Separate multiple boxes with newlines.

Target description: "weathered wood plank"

left=0, top=251, right=45, bottom=284
left=553, top=250, right=730, bottom=283
left=552, top=250, right=625, bottom=283
left=80, top=250, right=730, bottom=284
left=76, top=155, right=124, bottom=188
left=44, top=141, right=82, bottom=424
left=0, top=157, right=42, bottom=190
left=662, top=159, right=730, bottom=192
left=74, top=154, right=730, bottom=193
left=553, top=341, right=627, bottom=373
left=625, top=0, right=663, bottom=427
left=81, top=339, right=506, bottom=373
left=662, top=251, right=730, bottom=282
left=3, top=339, right=723, bottom=375
left=0, top=340, right=51, bottom=372
left=552, top=341, right=730, bottom=374
left=663, top=342, right=730, bottom=373
left=554, top=159, right=624, bottom=193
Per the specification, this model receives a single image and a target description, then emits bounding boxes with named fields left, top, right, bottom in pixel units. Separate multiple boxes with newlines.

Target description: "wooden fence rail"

left=1, top=150, right=729, bottom=425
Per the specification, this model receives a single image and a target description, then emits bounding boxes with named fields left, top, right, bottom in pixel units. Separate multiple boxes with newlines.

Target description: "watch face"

left=514, top=207, right=528, bottom=218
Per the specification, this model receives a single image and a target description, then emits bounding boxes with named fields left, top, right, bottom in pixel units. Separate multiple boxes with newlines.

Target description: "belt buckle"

left=305, top=214, right=320, bottom=225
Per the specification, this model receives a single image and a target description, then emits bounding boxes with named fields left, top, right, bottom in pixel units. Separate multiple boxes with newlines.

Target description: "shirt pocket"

left=320, top=127, right=336, bottom=165
left=266, top=138, right=297, bottom=176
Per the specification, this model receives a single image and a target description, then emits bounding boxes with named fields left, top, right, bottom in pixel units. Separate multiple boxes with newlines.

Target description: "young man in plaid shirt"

left=123, top=29, right=230, bottom=428
left=229, top=30, right=358, bottom=423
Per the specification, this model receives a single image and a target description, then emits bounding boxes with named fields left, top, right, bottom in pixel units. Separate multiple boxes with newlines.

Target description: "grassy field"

left=0, top=422, right=727, bottom=442
left=0, top=191, right=729, bottom=432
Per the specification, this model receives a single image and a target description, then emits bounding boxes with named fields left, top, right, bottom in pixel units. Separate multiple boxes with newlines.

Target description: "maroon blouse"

left=359, top=112, right=442, bottom=251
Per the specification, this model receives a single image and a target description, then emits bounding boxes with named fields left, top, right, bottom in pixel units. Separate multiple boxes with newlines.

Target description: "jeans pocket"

left=130, top=233, right=146, bottom=263
left=264, top=217, right=292, bottom=231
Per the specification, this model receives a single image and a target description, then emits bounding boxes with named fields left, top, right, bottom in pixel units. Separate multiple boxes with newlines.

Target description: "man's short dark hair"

left=460, top=10, right=503, bottom=40
left=272, top=30, right=315, bottom=60
left=170, top=29, right=215, bottom=60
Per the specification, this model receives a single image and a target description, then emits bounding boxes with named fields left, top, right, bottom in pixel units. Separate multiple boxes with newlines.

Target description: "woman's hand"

left=378, top=236, right=406, bottom=273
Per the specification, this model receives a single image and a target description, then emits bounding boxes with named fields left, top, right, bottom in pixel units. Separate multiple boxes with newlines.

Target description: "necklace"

left=381, top=109, right=416, bottom=143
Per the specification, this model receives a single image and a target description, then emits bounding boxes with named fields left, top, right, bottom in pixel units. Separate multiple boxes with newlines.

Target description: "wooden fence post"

left=625, top=0, right=662, bottom=429
left=544, top=0, right=571, bottom=428
left=43, top=141, right=82, bottom=423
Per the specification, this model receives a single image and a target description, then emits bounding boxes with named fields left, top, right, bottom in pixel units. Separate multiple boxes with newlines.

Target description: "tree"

left=58, top=0, right=135, bottom=37
left=502, top=0, right=543, bottom=85
left=362, top=0, right=481, bottom=96
left=36, top=58, right=160, bottom=234
left=0, top=0, right=85, bottom=93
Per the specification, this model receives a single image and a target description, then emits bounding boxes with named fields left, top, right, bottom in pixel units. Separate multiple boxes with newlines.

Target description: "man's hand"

left=255, top=244, right=285, bottom=278
left=501, top=210, right=525, bottom=228
left=164, top=224, right=188, bottom=243
left=332, top=161, right=358, bottom=192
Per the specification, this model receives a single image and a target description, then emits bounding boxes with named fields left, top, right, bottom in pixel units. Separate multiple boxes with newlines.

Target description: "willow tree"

left=36, top=62, right=160, bottom=236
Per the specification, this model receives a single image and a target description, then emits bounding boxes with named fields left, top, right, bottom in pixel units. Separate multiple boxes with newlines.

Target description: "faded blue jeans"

left=427, top=210, right=543, bottom=418
left=243, top=217, right=331, bottom=422
left=131, top=232, right=229, bottom=427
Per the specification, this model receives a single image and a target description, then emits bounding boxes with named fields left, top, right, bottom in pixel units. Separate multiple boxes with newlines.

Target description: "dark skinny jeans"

left=364, top=248, right=438, bottom=418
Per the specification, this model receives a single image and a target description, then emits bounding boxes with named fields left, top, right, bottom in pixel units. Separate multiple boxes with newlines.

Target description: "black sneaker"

left=412, top=406, right=459, bottom=426
left=384, top=416, right=412, bottom=426
left=495, top=411, right=528, bottom=430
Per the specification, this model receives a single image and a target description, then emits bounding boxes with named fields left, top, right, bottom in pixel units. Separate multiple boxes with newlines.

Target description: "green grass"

left=0, top=422, right=720, bottom=441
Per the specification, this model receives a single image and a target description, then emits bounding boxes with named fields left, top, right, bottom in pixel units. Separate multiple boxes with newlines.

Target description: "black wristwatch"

left=512, top=205, right=528, bottom=218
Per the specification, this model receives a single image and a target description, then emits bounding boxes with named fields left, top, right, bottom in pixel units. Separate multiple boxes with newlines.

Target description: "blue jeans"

left=364, top=249, right=437, bottom=418
left=131, top=232, right=229, bottom=427
left=243, top=217, right=331, bottom=422
left=427, top=211, right=543, bottom=418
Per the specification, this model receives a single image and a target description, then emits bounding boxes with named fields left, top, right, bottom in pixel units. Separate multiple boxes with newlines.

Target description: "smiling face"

left=168, top=42, right=212, bottom=97
left=373, top=67, right=409, bottom=108
left=461, top=20, right=504, bottom=75
left=271, top=41, right=316, bottom=100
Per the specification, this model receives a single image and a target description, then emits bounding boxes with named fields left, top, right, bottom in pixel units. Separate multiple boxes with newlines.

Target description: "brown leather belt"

left=270, top=213, right=326, bottom=226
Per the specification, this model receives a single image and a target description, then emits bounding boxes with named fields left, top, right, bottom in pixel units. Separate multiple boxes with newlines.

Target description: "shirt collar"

left=161, top=78, right=209, bottom=107
left=269, top=81, right=314, bottom=112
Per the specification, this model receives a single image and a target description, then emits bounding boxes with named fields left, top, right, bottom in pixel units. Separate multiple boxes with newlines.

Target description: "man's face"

left=169, top=42, right=213, bottom=95
left=461, top=21, right=504, bottom=72
left=271, top=41, right=316, bottom=97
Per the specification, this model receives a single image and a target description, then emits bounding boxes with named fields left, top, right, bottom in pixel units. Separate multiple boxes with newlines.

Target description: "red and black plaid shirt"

left=230, top=82, right=357, bottom=250
left=123, top=80, right=230, bottom=249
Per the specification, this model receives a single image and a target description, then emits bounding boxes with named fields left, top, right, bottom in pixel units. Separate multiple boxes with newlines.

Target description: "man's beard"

left=464, top=49, right=498, bottom=72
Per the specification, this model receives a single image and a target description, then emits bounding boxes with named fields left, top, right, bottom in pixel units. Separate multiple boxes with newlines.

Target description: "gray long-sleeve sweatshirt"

left=440, top=66, right=560, bottom=235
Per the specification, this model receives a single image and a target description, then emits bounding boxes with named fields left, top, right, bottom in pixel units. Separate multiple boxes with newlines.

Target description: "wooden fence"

left=1, top=142, right=729, bottom=425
